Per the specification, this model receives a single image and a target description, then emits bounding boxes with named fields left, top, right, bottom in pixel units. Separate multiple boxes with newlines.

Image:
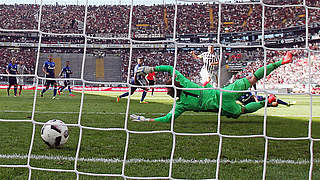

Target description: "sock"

left=151, top=88, right=154, bottom=95
left=68, top=86, right=72, bottom=94
left=140, top=91, right=147, bottom=102
left=244, top=101, right=265, bottom=113
left=119, top=92, right=129, bottom=98
left=14, top=87, right=17, bottom=96
left=277, top=99, right=288, bottom=106
left=41, top=88, right=47, bottom=94
left=19, top=85, right=22, bottom=95
left=60, top=86, right=65, bottom=92
left=53, top=88, right=57, bottom=96
left=254, top=60, right=282, bottom=80
left=7, top=85, right=11, bottom=96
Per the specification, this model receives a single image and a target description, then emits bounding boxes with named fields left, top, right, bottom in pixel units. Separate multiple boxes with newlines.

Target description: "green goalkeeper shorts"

left=220, top=78, right=251, bottom=118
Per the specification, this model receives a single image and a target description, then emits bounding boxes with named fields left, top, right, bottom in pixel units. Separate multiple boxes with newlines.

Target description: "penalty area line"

left=0, top=154, right=318, bottom=165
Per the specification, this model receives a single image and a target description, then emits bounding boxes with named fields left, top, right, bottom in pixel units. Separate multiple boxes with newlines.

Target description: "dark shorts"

left=63, top=80, right=70, bottom=87
left=8, top=77, right=17, bottom=85
left=129, top=78, right=148, bottom=94
left=148, top=80, right=155, bottom=86
left=45, top=80, right=57, bottom=87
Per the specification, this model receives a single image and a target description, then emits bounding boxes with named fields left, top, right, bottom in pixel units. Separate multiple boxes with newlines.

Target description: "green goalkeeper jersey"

left=154, top=65, right=251, bottom=122
left=153, top=56, right=287, bottom=122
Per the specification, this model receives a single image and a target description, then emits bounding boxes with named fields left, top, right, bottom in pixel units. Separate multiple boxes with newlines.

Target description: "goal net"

left=0, top=0, right=320, bottom=179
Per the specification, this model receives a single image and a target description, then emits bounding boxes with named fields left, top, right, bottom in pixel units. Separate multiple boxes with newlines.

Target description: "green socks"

left=244, top=101, right=265, bottom=113
left=253, top=60, right=282, bottom=80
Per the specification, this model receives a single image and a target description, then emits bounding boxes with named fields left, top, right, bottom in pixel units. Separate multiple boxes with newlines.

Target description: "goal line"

left=0, top=153, right=317, bottom=165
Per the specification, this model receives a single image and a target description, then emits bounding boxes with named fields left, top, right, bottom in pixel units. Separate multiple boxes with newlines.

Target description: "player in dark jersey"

left=238, top=92, right=296, bottom=107
left=40, top=55, right=58, bottom=99
left=6, top=57, right=18, bottom=96
left=58, top=61, right=75, bottom=96
left=117, top=57, right=149, bottom=103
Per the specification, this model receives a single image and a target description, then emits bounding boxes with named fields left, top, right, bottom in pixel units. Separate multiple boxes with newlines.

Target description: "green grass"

left=1, top=89, right=320, bottom=179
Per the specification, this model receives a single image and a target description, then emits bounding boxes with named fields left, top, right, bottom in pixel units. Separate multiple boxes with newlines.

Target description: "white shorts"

left=200, top=68, right=218, bottom=87
left=200, top=68, right=210, bottom=84
left=17, top=77, right=25, bottom=85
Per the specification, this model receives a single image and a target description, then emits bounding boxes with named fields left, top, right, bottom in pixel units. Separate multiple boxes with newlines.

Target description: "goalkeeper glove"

left=136, top=66, right=155, bottom=76
left=130, top=114, right=151, bottom=122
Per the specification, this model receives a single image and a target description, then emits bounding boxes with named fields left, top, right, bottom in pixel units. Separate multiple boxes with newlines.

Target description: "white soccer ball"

left=41, top=119, right=69, bottom=148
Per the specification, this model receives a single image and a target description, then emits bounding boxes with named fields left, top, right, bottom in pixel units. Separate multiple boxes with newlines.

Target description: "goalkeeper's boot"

left=140, top=101, right=149, bottom=104
left=268, top=94, right=277, bottom=104
left=116, top=96, right=120, bottom=102
left=281, top=51, right=293, bottom=64
left=287, top=100, right=296, bottom=107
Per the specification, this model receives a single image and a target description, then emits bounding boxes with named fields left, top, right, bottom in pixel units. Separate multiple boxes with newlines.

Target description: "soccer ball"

left=41, top=119, right=69, bottom=148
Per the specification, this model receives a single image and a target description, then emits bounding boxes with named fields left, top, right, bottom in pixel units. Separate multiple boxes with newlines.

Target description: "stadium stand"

left=0, top=1, right=320, bottom=93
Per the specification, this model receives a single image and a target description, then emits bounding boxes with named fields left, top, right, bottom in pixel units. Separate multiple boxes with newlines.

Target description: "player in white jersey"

left=17, top=61, right=30, bottom=96
left=191, top=45, right=219, bottom=86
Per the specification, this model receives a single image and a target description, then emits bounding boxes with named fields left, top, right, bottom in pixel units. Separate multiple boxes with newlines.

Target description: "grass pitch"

left=0, top=89, right=320, bottom=179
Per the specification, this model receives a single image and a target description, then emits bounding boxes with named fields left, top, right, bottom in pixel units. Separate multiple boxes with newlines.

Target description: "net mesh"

left=0, top=0, right=319, bottom=179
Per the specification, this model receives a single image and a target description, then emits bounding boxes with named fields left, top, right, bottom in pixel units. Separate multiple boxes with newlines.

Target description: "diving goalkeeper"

left=130, top=51, right=293, bottom=122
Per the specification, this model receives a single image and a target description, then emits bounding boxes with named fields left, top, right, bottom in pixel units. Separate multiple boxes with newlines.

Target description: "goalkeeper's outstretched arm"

left=133, top=65, right=189, bottom=123
left=130, top=103, right=185, bottom=123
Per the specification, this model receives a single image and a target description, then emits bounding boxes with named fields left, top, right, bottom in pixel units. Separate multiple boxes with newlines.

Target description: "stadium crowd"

left=1, top=46, right=319, bottom=94
left=233, top=46, right=320, bottom=94
left=0, top=1, right=319, bottom=35
left=0, top=0, right=320, bottom=93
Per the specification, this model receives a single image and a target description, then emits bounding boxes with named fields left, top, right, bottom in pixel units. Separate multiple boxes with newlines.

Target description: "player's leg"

left=41, top=80, right=50, bottom=96
left=247, top=51, right=293, bottom=86
left=210, top=72, right=218, bottom=87
left=7, top=84, right=11, bottom=96
left=221, top=51, right=292, bottom=117
left=117, top=86, right=138, bottom=102
left=7, top=77, right=12, bottom=96
left=276, top=98, right=296, bottom=106
left=59, top=81, right=67, bottom=92
left=68, top=85, right=75, bottom=96
left=17, top=77, right=22, bottom=96
left=140, top=88, right=148, bottom=103
left=242, top=101, right=265, bottom=113
left=117, top=79, right=137, bottom=102
left=19, top=85, right=23, bottom=96
left=66, top=81, right=74, bottom=96
left=7, top=77, right=15, bottom=96
left=149, top=80, right=155, bottom=96
left=200, top=68, right=210, bottom=85
left=13, top=83, right=18, bottom=97
left=52, top=81, right=57, bottom=98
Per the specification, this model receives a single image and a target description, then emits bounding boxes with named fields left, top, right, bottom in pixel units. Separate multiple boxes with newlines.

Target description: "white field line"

left=1, top=110, right=320, bottom=117
left=0, top=154, right=318, bottom=165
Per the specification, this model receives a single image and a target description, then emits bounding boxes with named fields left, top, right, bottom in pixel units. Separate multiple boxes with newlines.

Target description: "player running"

left=40, top=55, right=58, bottom=99
left=6, top=57, right=18, bottom=96
left=130, top=51, right=293, bottom=122
left=117, top=57, right=149, bottom=103
left=191, top=45, right=219, bottom=86
left=58, top=61, right=75, bottom=96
